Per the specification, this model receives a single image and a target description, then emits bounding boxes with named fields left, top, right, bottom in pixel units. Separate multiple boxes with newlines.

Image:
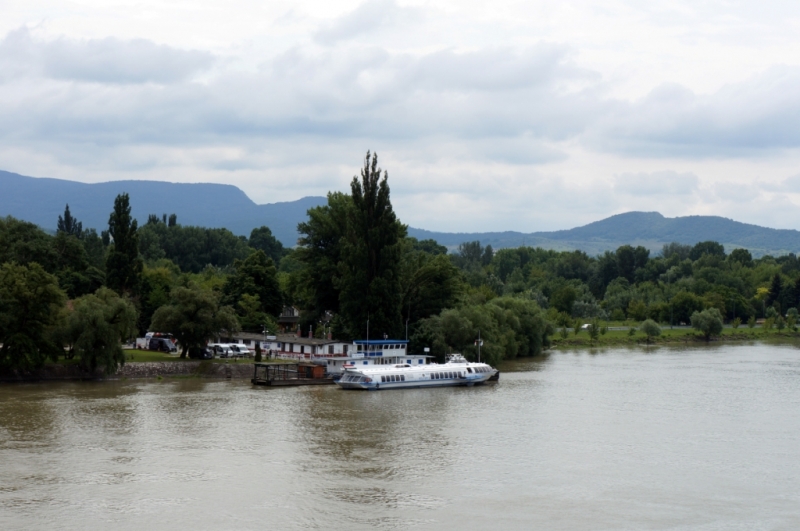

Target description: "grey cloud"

left=0, top=28, right=214, bottom=84
left=614, top=171, right=699, bottom=196
left=765, top=174, right=800, bottom=193
left=314, top=0, right=422, bottom=45
left=592, top=66, right=800, bottom=157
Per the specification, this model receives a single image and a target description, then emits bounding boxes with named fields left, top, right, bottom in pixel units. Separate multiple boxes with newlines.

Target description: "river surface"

left=2, top=342, right=800, bottom=530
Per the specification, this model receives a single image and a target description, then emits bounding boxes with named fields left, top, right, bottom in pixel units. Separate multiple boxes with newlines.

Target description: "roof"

left=353, top=339, right=409, bottom=345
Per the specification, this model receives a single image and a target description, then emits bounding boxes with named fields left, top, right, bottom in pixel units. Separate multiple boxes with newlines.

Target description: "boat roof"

left=331, top=354, right=433, bottom=362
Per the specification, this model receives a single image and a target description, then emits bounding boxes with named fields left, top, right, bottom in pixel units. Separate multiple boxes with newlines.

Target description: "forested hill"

left=408, top=212, right=800, bottom=257
left=4, top=170, right=800, bottom=256
left=0, top=170, right=326, bottom=246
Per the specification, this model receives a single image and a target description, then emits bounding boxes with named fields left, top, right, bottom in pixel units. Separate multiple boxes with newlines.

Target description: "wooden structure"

left=251, top=362, right=333, bottom=386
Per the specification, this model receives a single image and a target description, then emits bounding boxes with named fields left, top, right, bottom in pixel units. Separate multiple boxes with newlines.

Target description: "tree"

left=691, top=308, right=723, bottom=340
left=640, top=319, right=661, bottom=344
left=61, top=288, right=137, bottom=374
left=728, top=248, right=753, bottom=267
left=338, top=152, right=406, bottom=339
left=671, top=291, right=704, bottom=324
left=223, top=250, right=282, bottom=325
left=0, top=263, right=66, bottom=371
left=106, top=193, right=143, bottom=296
left=690, top=241, right=725, bottom=261
left=767, top=273, right=783, bottom=308
left=295, top=191, right=352, bottom=324
left=400, top=246, right=463, bottom=330
left=587, top=319, right=600, bottom=343
left=249, top=226, right=285, bottom=265
left=57, top=204, right=83, bottom=238
left=150, top=284, right=240, bottom=358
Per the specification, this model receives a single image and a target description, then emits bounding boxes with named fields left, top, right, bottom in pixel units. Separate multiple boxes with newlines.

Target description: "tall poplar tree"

left=338, top=151, right=406, bottom=339
left=105, top=193, right=143, bottom=296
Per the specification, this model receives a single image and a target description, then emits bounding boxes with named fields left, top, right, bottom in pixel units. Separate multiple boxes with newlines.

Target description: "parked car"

left=229, top=344, right=252, bottom=358
left=188, top=346, right=213, bottom=360
left=149, top=337, right=177, bottom=353
left=209, top=343, right=233, bottom=358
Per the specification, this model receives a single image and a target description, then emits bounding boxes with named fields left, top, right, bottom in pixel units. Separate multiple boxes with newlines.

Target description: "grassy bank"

left=551, top=326, right=800, bottom=348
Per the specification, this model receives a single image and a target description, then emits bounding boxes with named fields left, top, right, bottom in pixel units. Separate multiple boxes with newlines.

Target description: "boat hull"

left=336, top=358, right=497, bottom=391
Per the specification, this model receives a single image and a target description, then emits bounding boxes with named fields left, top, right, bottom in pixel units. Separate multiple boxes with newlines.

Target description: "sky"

left=2, top=0, right=800, bottom=233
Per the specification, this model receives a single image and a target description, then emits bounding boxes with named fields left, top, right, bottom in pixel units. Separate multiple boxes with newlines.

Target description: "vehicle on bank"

left=336, top=353, right=497, bottom=390
left=188, top=346, right=213, bottom=360
left=136, top=332, right=177, bottom=351
left=229, top=344, right=252, bottom=358
left=209, top=343, right=234, bottom=358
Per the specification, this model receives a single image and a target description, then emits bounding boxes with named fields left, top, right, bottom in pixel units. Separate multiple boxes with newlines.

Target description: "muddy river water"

left=2, top=342, right=800, bottom=530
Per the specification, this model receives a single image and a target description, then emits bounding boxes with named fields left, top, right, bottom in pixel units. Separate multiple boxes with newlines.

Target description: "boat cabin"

left=325, top=339, right=431, bottom=375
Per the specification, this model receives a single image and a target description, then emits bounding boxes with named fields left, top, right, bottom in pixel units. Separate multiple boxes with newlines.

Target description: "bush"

left=732, top=317, right=741, bottom=329
left=640, top=319, right=661, bottom=344
left=747, top=316, right=756, bottom=328
left=691, top=308, right=723, bottom=340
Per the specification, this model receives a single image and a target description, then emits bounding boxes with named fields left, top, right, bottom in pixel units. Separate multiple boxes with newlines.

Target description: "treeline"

left=3, top=152, right=797, bottom=373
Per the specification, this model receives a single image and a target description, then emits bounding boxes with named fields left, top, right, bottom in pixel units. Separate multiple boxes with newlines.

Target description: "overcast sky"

left=2, top=1, right=800, bottom=232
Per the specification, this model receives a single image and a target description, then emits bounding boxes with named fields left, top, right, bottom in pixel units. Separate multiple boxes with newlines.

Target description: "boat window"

left=401, top=375, right=405, bottom=381
left=467, top=368, right=473, bottom=373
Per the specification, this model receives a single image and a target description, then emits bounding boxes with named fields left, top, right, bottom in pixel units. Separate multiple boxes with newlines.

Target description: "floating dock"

left=251, top=362, right=335, bottom=386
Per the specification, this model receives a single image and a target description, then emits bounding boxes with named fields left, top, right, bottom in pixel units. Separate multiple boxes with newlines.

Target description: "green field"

left=551, top=325, right=798, bottom=348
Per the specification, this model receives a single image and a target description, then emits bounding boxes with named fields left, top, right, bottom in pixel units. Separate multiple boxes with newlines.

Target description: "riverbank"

left=550, top=326, right=799, bottom=348
left=0, top=360, right=256, bottom=382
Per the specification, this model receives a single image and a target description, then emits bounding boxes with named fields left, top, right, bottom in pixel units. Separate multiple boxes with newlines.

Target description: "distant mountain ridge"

left=0, top=170, right=326, bottom=245
left=2, top=170, right=799, bottom=256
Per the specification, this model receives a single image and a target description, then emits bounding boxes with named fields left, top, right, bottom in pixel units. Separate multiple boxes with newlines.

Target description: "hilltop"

left=2, top=170, right=799, bottom=256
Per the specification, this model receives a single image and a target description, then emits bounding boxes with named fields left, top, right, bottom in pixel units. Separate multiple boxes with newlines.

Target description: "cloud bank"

left=1, top=0, right=800, bottom=233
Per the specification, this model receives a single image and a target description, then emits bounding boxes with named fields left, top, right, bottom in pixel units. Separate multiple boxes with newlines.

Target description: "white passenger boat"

left=336, top=353, right=497, bottom=390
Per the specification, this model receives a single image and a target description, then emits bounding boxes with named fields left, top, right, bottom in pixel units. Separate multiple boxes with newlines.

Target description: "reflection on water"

left=3, top=343, right=800, bottom=530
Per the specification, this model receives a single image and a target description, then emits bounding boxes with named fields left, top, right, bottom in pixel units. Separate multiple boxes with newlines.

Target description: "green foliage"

left=640, top=319, right=661, bottom=343
left=776, top=316, right=786, bottom=331
left=587, top=319, right=600, bottom=343
left=60, top=288, right=137, bottom=374
left=691, top=308, right=724, bottom=340
left=732, top=317, right=742, bottom=329
left=0, top=262, right=66, bottom=371
left=295, top=191, right=351, bottom=324
left=138, top=222, right=251, bottom=273
left=223, top=250, right=282, bottom=325
left=150, top=284, right=240, bottom=358
left=410, top=297, right=551, bottom=366
left=690, top=241, right=725, bottom=261
left=106, top=193, right=143, bottom=296
left=249, top=226, right=285, bottom=265
left=337, top=152, right=406, bottom=339
left=671, top=291, right=704, bottom=324
left=748, top=315, right=756, bottom=328
left=57, top=204, right=83, bottom=238
left=400, top=244, right=464, bottom=328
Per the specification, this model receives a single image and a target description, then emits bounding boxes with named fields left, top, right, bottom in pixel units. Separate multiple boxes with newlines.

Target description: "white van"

left=229, top=344, right=252, bottom=358
left=209, top=343, right=233, bottom=358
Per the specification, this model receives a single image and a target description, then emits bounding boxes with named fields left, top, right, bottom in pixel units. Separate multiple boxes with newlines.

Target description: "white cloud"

left=1, top=1, right=800, bottom=233
left=0, top=27, right=214, bottom=84
left=614, top=171, right=699, bottom=196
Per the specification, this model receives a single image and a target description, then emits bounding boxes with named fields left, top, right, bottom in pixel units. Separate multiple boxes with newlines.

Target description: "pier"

left=251, top=362, right=334, bottom=386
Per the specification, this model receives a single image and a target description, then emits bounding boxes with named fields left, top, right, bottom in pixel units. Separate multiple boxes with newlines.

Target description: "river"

left=2, top=342, right=800, bottom=530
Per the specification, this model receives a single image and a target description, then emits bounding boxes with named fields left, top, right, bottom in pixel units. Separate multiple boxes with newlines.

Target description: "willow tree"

left=338, top=152, right=406, bottom=339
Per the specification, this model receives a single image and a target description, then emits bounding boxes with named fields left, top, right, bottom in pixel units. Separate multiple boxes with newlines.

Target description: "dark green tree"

left=249, top=226, right=285, bottom=265
left=0, top=262, right=66, bottom=371
left=728, top=248, right=753, bottom=267
left=338, top=152, right=406, bottom=339
left=767, top=273, right=783, bottom=308
left=105, top=193, right=143, bottom=296
left=57, top=204, right=83, bottom=238
left=150, top=284, right=240, bottom=358
left=295, top=192, right=351, bottom=324
left=690, top=241, right=725, bottom=261
left=223, top=250, right=282, bottom=323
